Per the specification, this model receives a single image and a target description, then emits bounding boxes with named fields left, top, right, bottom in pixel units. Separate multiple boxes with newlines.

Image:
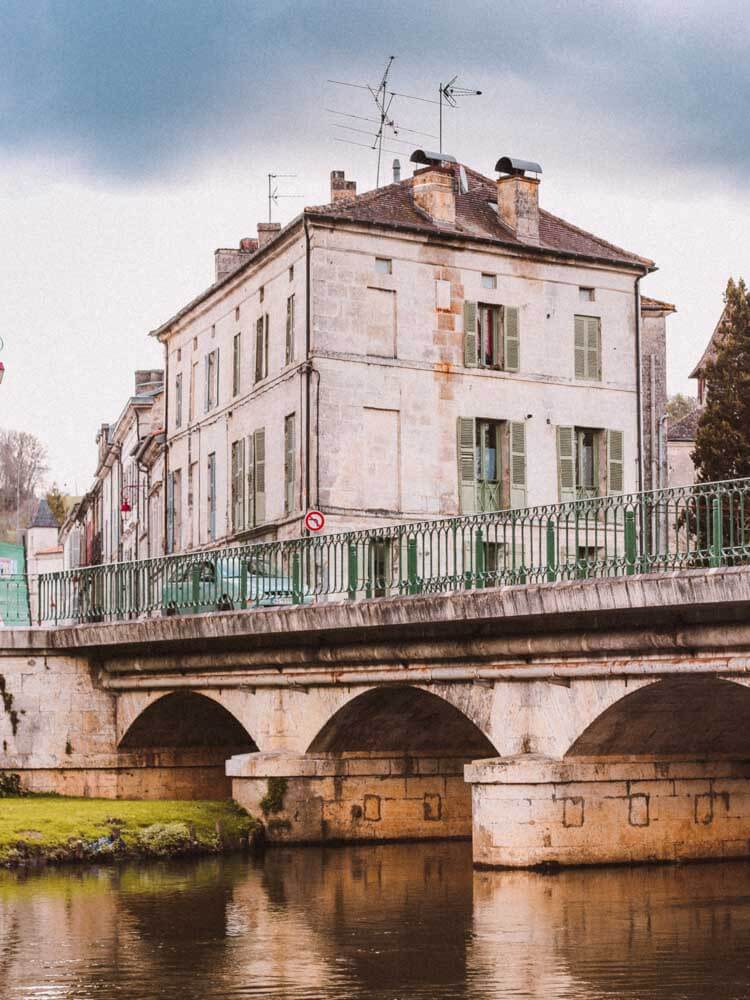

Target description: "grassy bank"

left=0, top=797, right=259, bottom=867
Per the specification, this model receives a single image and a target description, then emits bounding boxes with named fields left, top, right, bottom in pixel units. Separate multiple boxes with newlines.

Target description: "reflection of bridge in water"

left=6, top=564, right=750, bottom=867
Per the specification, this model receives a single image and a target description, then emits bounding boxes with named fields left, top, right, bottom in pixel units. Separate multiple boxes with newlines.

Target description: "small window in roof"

left=235, top=305, right=241, bottom=321
left=481, top=273, right=497, bottom=290
left=375, top=257, right=392, bottom=275
left=579, top=287, right=595, bottom=302
left=192, top=336, right=198, bottom=351
left=289, top=265, right=294, bottom=282
left=260, top=285, right=265, bottom=303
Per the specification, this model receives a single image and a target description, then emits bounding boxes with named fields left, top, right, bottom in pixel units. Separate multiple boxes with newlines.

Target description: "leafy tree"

left=45, top=484, right=68, bottom=526
left=667, top=393, right=699, bottom=423
left=693, top=277, right=750, bottom=482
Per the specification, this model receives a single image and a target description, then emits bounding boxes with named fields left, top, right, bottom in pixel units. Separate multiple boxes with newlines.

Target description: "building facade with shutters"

left=151, top=154, right=671, bottom=553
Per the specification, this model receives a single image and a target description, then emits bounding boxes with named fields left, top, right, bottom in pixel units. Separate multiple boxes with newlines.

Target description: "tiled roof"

left=690, top=307, right=727, bottom=379
left=30, top=497, right=58, bottom=529
left=306, top=165, right=654, bottom=270
left=668, top=408, right=701, bottom=442
left=641, top=295, right=677, bottom=313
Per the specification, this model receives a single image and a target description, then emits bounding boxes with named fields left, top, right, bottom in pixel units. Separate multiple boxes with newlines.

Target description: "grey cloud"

left=1, top=0, right=748, bottom=181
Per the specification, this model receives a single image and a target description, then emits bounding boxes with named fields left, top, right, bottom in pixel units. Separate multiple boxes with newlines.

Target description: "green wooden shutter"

left=284, top=415, right=295, bottom=514
left=492, top=308, right=501, bottom=367
left=509, top=421, right=527, bottom=508
left=286, top=295, right=294, bottom=365
left=557, top=426, right=576, bottom=503
left=463, top=301, right=477, bottom=368
left=166, top=471, right=174, bottom=553
left=246, top=434, right=255, bottom=527
left=254, top=427, right=266, bottom=524
left=215, top=348, right=220, bottom=405
left=264, top=314, right=269, bottom=379
left=607, top=429, right=624, bottom=494
left=457, top=417, right=476, bottom=513
left=574, top=316, right=586, bottom=379
left=255, top=318, right=263, bottom=383
left=231, top=440, right=245, bottom=532
left=504, top=306, right=520, bottom=372
left=204, top=355, right=210, bottom=411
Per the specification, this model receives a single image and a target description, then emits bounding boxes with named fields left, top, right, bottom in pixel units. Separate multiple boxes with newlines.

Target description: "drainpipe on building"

left=304, top=216, right=312, bottom=514
left=162, top=341, right=170, bottom=555
left=634, top=271, right=647, bottom=495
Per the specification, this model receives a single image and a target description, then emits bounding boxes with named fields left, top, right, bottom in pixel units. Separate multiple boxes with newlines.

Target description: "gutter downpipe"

left=635, top=270, right=647, bottom=566
left=304, top=215, right=313, bottom=514
left=162, top=341, right=170, bottom=555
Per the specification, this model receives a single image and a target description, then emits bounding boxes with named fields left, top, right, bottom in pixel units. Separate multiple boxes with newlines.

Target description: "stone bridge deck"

left=3, top=567, right=750, bottom=867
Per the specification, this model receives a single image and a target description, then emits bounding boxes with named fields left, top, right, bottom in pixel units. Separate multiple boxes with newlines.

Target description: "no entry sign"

left=304, top=509, right=326, bottom=533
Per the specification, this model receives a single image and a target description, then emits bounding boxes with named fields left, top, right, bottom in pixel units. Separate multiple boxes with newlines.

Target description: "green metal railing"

left=36, top=478, right=750, bottom=626
left=0, top=574, right=31, bottom=626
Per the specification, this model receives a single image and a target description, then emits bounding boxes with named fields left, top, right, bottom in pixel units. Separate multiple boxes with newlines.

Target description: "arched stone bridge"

left=4, top=566, right=750, bottom=868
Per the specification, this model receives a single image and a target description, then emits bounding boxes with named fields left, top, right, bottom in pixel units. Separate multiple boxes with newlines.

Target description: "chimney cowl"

left=330, top=170, right=357, bottom=203
left=496, top=158, right=541, bottom=246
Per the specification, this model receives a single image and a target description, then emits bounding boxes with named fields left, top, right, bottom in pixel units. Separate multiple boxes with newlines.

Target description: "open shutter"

left=492, top=309, right=501, bottom=367
left=574, top=317, right=586, bottom=379
left=509, top=421, right=527, bottom=508
left=463, top=301, right=478, bottom=368
left=166, top=471, right=174, bottom=553
left=215, top=348, right=220, bottom=406
left=286, top=296, right=294, bottom=364
left=255, top=318, right=263, bottom=383
left=284, top=416, right=295, bottom=514
left=246, top=434, right=255, bottom=527
left=587, top=317, right=601, bottom=380
left=503, top=306, right=520, bottom=372
left=607, top=429, right=624, bottom=494
left=457, top=417, right=476, bottom=513
left=204, top=355, right=210, bottom=411
left=264, top=314, right=270, bottom=379
left=557, top=426, right=576, bottom=503
left=254, top=428, right=266, bottom=524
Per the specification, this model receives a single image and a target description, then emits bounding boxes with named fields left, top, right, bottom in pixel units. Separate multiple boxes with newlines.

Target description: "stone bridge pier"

left=5, top=567, right=750, bottom=868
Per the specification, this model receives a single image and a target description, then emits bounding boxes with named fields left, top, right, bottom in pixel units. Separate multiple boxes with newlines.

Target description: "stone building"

left=640, top=296, right=676, bottom=491
left=152, top=152, right=673, bottom=553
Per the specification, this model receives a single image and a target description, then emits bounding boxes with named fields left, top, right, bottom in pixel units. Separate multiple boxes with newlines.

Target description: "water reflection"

left=2, top=844, right=750, bottom=998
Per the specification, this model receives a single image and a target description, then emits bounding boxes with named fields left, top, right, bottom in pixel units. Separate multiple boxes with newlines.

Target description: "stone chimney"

left=214, top=238, right=258, bottom=282
left=495, top=157, right=542, bottom=246
left=135, top=370, right=164, bottom=395
left=412, top=166, right=455, bottom=226
left=257, top=222, right=281, bottom=248
left=330, top=170, right=357, bottom=203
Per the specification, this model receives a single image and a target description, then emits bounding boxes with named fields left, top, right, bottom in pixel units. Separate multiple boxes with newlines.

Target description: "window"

left=247, top=428, right=266, bottom=526
left=579, top=286, right=595, bottom=302
left=255, top=315, right=269, bottom=382
left=204, top=349, right=219, bottom=411
left=233, top=332, right=242, bottom=396
left=177, top=347, right=182, bottom=362
left=175, top=372, right=183, bottom=428
left=556, top=426, right=623, bottom=501
left=284, top=414, right=296, bottom=514
left=189, top=361, right=198, bottom=421
left=207, top=453, right=216, bottom=541
left=457, top=417, right=526, bottom=513
left=192, top=336, right=198, bottom=351
left=259, top=285, right=265, bottom=303
left=235, top=305, right=241, bottom=321
left=481, top=273, right=497, bottom=290
left=574, top=315, right=601, bottom=380
left=375, top=257, right=392, bottom=275
left=231, top=440, right=245, bottom=532
left=285, top=295, right=295, bottom=365
left=211, top=324, right=216, bottom=338
left=288, top=265, right=294, bottom=282
left=463, top=301, right=520, bottom=372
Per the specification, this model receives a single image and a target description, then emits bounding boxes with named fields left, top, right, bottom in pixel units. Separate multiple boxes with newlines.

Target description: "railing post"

left=292, top=551, right=302, bottom=604
left=407, top=537, right=419, bottom=595
left=625, top=509, right=636, bottom=575
left=474, top=527, right=485, bottom=588
left=347, top=542, right=358, bottom=601
left=546, top=519, right=557, bottom=583
left=710, top=496, right=723, bottom=568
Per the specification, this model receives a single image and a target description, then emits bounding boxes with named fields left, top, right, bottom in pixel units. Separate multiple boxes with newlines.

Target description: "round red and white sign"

left=304, top=509, right=326, bottom=533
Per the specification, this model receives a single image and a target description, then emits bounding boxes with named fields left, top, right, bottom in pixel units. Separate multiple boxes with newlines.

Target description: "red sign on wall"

left=304, top=510, right=326, bottom=533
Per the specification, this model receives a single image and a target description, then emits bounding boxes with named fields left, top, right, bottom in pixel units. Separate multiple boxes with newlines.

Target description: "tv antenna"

left=329, top=57, right=439, bottom=187
left=439, top=76, right=482, bottom=153
left=267, top=173, right=303, bottom=223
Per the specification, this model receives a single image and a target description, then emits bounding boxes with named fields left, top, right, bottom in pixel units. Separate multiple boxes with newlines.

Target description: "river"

left=2, top=842, right=750, bottom=998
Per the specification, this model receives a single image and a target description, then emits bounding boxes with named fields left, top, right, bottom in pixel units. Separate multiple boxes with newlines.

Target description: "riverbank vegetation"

left=0, top=796, right=258, bottom=867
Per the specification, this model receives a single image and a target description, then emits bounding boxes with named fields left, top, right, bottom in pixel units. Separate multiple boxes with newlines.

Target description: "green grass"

left=0, top=797, right=257, bottom=866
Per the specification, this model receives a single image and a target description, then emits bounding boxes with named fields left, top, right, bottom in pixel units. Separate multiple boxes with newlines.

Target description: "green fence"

left=37, top=478, right=750, bottom=626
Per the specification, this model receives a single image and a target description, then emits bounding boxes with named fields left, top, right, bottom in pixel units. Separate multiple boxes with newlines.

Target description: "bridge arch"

left=118, top=690, right=257, bottom=799
left=306, top=685, right=497, bottom=756
left=565, top=677, right=750, bottom=758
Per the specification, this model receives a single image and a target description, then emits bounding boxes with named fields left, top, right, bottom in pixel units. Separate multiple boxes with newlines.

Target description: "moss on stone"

left=260, top=777, right=288, bottom=816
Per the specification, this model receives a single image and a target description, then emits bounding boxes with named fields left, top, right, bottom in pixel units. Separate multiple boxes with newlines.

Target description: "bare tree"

left=0, top=429, right=49, bottom=513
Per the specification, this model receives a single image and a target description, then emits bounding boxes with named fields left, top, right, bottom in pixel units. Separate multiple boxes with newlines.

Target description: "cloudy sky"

left=1, top=0, right=747, bottom=491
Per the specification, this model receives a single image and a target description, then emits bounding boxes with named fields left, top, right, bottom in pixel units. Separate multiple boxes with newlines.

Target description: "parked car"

left=160, top=555, right=307, bottom=615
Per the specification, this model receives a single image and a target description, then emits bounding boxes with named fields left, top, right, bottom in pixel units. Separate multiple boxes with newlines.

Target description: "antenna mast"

left=439, top=75, right=482, bottom=153
left=267, top=173, right=302, bottom=223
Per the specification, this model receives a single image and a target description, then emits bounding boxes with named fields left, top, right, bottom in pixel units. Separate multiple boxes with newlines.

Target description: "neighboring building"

left=152, top=152, right=672, bottom=552
left=668, top=407, right=700, bottom=488
left=690, top=306, right=727, bottom=405
left=640, top=296, right=676, bottom=492
left=25, top=497, right=63, bottom=622
left=60, top=371, right=166, bottom=568
left=0, top=541, right=30, bottom=626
